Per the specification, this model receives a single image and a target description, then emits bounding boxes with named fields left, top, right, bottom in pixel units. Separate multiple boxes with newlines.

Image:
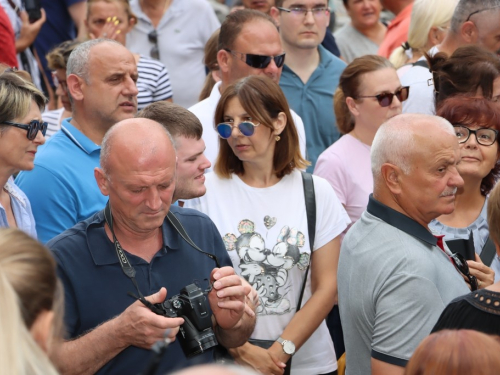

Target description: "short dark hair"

left=214, top=75, right=308, bottom=178
left=436, top=95, right=500, bottom=196
left=218, top=9, right=277, bottom=51
left=136, top=102, right=203, bottom=140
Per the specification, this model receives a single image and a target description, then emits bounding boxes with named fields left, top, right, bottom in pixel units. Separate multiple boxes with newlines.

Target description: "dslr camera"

left=152, top=283, right=218, bottom=358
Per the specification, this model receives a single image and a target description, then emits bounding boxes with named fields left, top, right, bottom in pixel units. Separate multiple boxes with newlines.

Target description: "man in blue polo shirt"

left=271, top=0, right=346, bottom=171
left=48, top=118, right=256, bottom=374
left=16, top=38, right=139, bottom=243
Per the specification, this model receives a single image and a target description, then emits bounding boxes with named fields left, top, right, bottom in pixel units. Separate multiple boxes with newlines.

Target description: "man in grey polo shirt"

left=338, top=114, right=470, bottom=375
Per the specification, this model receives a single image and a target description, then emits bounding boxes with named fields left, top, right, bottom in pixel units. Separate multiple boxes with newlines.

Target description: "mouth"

left=461, top=156, right=480, bottom=162
left=119, top=101, right=137, bottom=111
left=194, top=173, right=205, bottom=181
left=440, top=187, right=458, bottom=198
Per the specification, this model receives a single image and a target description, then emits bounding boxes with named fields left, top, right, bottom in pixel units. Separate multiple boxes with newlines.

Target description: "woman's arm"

left=229, top=236, right=340, bottom=374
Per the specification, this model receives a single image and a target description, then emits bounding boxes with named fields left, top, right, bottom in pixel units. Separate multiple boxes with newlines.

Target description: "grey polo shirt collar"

left=367, top=194, right=437, bottom=247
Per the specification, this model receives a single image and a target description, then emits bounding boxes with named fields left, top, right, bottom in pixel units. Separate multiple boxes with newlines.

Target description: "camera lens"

left=178, top=324, right=218, bottom=358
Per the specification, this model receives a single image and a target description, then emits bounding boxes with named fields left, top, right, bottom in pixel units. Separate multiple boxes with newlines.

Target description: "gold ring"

left=478, top=280, right=482, bottom=288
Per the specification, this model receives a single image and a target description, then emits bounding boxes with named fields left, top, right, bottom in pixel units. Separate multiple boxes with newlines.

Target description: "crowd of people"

left=1, top=0, right=500, bottom=374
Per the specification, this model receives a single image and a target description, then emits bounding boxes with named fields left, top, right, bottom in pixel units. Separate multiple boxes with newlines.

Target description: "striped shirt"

left=137, top=54, right=173, bottom=109
left=42, top=107, right=64, bottom=138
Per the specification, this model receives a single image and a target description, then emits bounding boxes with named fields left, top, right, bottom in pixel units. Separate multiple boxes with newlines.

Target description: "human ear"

left=66, top=74, right=84, bottom=101
left=428, top=26, right=441, bottom=46
left=460, top=21, right=478, bottom=44
left=217, top=49, right=231, bottom=74
left=94, top=167, right=110, bottom=197
left=270, top=7, right=280, bottom=26
left=273, top=112, right=287, bottom=136
left=346, top=96, right=360, bottom=117
left=30, top=309, right=54, bottom=353
left=381, top=163, right=403, bottom=195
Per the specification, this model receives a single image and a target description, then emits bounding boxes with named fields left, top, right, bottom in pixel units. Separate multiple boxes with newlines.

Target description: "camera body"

left=23, top=0, right=42, bottom=23
left=153, top=283, right=218, bottom=358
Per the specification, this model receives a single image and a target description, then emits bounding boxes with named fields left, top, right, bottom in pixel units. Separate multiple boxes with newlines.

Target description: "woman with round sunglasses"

left=429, top=96, right=500, bottom=287
left=0, top=71, right=47, bottom=237
left=85, top=0, right=173, bottom=110
left=314, top=55, right=407, bottom=236
left=185, top=75, right=350, bottom=375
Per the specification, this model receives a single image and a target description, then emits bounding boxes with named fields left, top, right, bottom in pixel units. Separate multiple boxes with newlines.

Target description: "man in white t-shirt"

left=401, top=0, right=500, bottom=115
left=189, top=9, right=307, bottom=170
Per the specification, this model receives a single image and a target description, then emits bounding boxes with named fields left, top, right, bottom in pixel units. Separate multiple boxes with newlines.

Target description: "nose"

left=34, top=128, right=46, bottom=145
left=450, top=165, right=464, bottom=189
left=303, top=9, right=315, bottom=24
left=263, top=59, right=280, bottom=82
left=390, top=94, right=402, bottom=110
left=230, top=124, right=243, bottom=138
left=199, top=154, right=211, bottom=171
left=124, top=75, right=139, bottom=97
left=465, top=132, right=479, bottom=148
left=145, top=187, right=162, bottom=211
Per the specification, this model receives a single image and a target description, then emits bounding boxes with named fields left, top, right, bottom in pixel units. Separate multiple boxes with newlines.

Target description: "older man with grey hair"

left=338, top=113, right=470, bottom=375
left=16, top=38, right=138, bottom=243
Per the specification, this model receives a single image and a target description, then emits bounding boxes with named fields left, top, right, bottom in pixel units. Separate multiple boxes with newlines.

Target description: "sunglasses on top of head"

left=224, top=49, right=286, bottom=69
left=355, top=86, right=410, bottom=107
left=2, top=120, right=48, bottom=140
left=215, top=121, right=260, bottom=139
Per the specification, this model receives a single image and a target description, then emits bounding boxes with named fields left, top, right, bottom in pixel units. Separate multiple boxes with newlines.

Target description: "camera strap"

left=103, top=201, right=220, bottom=308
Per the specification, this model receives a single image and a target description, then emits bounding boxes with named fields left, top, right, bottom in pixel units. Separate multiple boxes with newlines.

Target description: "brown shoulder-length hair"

left=405, top=330, right=500, bottom=375
left=436, top=95, right=500, bottom=196
left=214, top=76, right=309, bottom=179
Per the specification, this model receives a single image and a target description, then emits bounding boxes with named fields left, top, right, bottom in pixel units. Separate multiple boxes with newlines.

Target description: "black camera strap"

left=103, top=202, right=220, bottom=308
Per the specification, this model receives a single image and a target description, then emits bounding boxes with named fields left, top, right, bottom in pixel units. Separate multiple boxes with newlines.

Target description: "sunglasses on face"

left=451, top=252, right=478, bottom=291
left=2, top=120, right=48, bottom=140
left=148, top=30, right=159, bottom=60
left=356, top=86, right=410, bottom=107
left=224, top=49, right=286, bottom=69
left=216, top=121, right=260, bottom=139
left=453, top=125, right=499, bottom=146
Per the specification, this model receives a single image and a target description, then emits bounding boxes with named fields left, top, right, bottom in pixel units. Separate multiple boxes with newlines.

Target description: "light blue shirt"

left=0, top=177, right=37, bottom=238
left=16, top=119, right=107, bottom=243
left=279, top=45, right=346, bottom=172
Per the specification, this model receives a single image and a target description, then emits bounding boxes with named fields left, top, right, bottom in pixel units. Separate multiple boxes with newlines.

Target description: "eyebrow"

left=287, top=2, right=328, bottom=7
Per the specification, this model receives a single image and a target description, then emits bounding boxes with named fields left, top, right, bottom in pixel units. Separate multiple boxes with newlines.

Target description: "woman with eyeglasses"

left=0, top=72, right=46, bottom=237
left=85, top=0, right=173, bottom=110
left=429, top=96, right=499, bottom=288
left=314, top=55, right=406, bottom=235
left=185, top=75, right=350, bottom=375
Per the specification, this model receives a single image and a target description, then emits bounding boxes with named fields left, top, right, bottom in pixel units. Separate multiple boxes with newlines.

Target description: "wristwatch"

left=277, top=337, right=296, bottom=356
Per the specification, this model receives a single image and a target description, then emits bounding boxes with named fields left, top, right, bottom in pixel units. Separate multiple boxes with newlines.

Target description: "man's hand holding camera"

left=209, top=267, right=256, bottom=348
left=116, top=287, right=184, bottom=349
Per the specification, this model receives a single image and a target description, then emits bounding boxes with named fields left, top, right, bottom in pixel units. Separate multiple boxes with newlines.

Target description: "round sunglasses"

left=2, top=120, right=48, bottom=140
left=216, top=121, right=260, bottom=139
left=356, top=86, right=410, bottom=107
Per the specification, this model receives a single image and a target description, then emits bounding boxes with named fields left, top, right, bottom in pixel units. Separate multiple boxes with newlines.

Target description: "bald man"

left=338, top=114, right=470, bottom=375
left=48, top=118, right=256, bottom=375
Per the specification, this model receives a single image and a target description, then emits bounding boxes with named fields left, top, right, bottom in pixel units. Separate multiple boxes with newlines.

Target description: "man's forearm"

left=215, top=309, right=256, bottom=348
left=53, top=317, right=128, bottom=375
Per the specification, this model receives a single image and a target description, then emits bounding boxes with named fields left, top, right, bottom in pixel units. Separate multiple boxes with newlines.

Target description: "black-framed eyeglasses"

left=355, top=86, right=410, bottom=107
left=450, top=252, right=478, bottom=291
left=148, top=30, right=159, bottom=60
left=466, top=5, right=500, bottom=22
left=215, top=121, right=260, bottom=139
left=277, top=6, right=330, bottom=18
left=453, top=125, right=499, bottom=146
left=2, top=120, right=48, bottom=140
left=224, top=49, right=286, bottom=69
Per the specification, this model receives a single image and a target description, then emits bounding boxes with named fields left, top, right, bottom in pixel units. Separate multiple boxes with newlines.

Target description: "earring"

left=275, top=135, right=281, bottom=142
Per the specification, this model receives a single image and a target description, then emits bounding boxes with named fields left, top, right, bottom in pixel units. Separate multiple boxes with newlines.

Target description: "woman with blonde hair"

left=389, top=0, right=457, bottom=74
left=186, top=75, right=350, bottom=375
left=0, top=71, right=46, bottom=236
left=0, top=228, right=63, bottom=375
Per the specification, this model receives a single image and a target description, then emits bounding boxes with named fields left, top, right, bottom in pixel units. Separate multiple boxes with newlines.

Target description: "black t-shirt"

left=432, top=288, right=500, bottom=335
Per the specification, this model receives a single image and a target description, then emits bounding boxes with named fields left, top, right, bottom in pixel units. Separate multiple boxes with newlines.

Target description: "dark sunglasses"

left=356, top=86, right=410, bottom=107
left=450, top=252, right=478, bottom=291
left=148, top=30, right=159, bottom=60
left=216, top=121, right=260, bottom=139
left=224, top=49, right=286, bottom=69
left=3, top=120, right=48, bottom=140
